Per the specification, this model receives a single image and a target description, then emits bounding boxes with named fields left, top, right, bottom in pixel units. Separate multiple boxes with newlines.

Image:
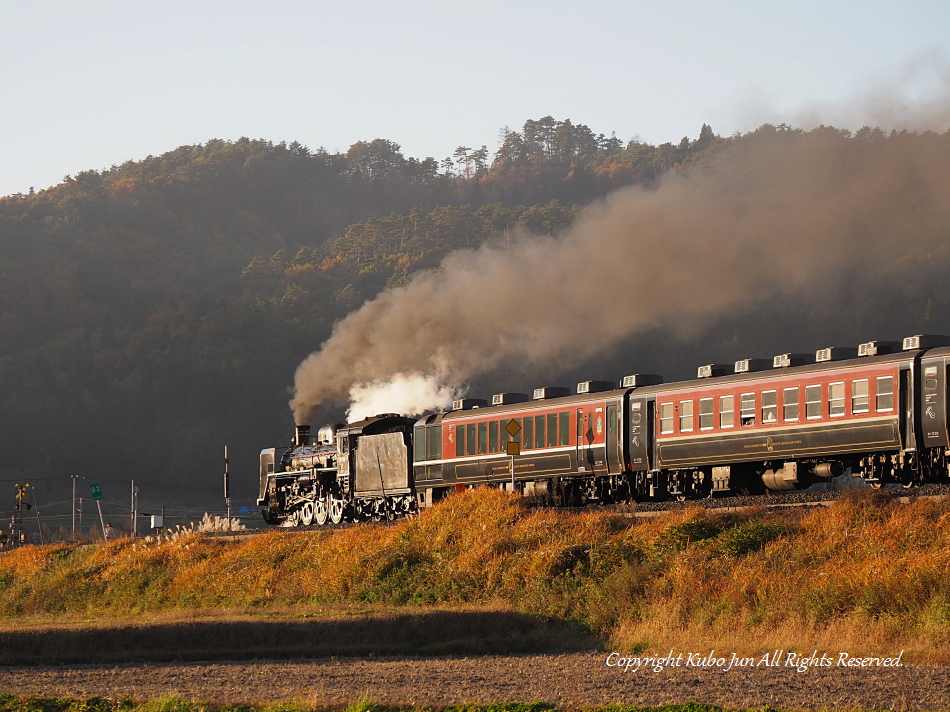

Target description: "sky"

left=2, top=0, right=949, bottom=198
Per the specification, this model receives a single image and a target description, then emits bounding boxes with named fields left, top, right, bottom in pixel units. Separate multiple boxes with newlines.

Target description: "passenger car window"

left=699, top=398, right=713, bottom=430
left=679, top=400, right=694, bottom=432
left=660, top=403, right=674, bottom=434
left=805, top=385, right=822, bottom=419
left=547, top=413, right=558, bottom=447
left=876, top=377, right=894, bottom=411
left=414, top=427, right=427, bottom=463
left=762, top=391, right=777, bottom=424
left=427, top=425, right=441, bottom=460
left=783, top=388, right=799, bottom=421
left=852, top=380, right=869, bottom=414
left=466, top=423, right=476, bottom=456
left=829, top=382, right=845, bottom=417
left=740, top=393, right=755, bottom=426
left=720, top=395, right=734, bottom=428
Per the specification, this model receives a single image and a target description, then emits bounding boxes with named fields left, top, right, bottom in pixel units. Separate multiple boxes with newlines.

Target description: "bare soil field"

left=0, top=610, right=948, bottom=710
left=1, top=654, right=950, bottom=710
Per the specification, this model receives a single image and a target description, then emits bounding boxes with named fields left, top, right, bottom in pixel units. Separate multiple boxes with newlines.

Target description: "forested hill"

left=2, top=119, right=948, bottom=527
left=0, top=117, right=718, bottom=520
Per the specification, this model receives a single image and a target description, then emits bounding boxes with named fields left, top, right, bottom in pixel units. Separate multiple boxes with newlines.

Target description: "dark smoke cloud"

left=292, top=121, right=950, bottom=425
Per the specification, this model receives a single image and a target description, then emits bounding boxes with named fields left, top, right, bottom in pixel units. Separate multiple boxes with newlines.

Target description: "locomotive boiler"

left=258, top=414, right=417, bottom=525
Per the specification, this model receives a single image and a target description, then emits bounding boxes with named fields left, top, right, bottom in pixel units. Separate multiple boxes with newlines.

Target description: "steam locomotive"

left=258, top=334, right=950, bottom=525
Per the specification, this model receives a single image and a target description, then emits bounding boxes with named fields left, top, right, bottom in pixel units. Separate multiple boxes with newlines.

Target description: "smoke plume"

left=347, top=373, right=461, bottom=423
left=292, top=121, right=950, bottom=425
left=737, top=51, right=950, bottom=136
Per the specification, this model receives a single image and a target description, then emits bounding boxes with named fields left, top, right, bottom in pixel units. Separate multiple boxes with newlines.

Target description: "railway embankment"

left=1, top=487, right=949, bottom=666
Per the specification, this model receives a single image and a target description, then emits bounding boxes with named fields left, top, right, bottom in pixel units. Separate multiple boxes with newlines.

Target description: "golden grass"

left=0, top=696, right=793, bottom=712
left=1, top=487, right=949, bottom=662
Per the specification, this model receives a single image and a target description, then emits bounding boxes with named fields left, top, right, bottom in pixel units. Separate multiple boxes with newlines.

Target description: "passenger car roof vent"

left=697, top=364, right=730, bottom=378
left=576, top=380, right=615, bottom=394
left=621, top=373, right=663, bottom=388
left=773, top=353, right=810, bottom=368
left=816, top=346, right=858, bottom=363
left=532, top=386, right=571, bottom=400
left=902, top=334, right=950, bottom=351
left=858, top=340, right=901, bottom=357
left=734, top=358, right=771, bottom=374
left=491, top=392, right=529, bottom=406
left=452, top=398, right=488, bottom=411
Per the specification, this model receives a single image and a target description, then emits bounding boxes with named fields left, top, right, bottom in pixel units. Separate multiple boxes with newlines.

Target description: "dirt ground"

left=1, top=654, right=949, bottom=710
left=1, top=611, right=947, bottom=710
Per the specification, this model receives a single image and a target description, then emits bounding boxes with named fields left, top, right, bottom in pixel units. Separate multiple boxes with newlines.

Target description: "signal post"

left=505, top=419, right=521, bottom=492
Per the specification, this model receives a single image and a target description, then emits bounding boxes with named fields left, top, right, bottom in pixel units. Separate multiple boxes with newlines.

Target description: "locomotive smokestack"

left=294, top=425, right=311, bottom=447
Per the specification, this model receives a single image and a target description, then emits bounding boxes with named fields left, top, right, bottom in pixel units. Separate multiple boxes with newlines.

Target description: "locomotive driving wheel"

left=299, top=500, right=315, bottom=526
left=328, top=495, right=346, bottom=524
left=314, top=494, right=329, bottom=525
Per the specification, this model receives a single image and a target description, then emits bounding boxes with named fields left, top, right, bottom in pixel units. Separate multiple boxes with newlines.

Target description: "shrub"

left=716, top=521, right=788, bottom=556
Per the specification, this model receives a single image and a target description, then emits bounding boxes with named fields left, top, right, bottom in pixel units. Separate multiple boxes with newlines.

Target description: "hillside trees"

left=0, top=117, right=724, bottom=515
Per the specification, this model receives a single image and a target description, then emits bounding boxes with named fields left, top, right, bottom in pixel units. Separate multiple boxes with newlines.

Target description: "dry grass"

left=0, top=696, right=796, bottom=712
left=1, top=488, right=949, bottom=662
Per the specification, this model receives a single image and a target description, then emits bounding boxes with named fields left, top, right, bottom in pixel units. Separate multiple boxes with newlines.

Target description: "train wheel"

left=329, top=495, right=345, bottom=525
left=314, top=495, right=329, bottom=525
left=299, top=500, right=315, bottom=526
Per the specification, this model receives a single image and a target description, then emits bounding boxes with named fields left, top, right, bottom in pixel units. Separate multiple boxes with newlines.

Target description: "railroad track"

left=612, top=481, right=950, bottom=518
left=212, top=483, right=950, bottom=537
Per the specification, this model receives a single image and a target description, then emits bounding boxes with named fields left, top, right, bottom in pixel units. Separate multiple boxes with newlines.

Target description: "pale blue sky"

left=2, top=0, right=949, bottom=197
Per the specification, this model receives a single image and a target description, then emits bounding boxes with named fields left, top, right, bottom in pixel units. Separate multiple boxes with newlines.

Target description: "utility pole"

left=13, top=484, right=31, bottom=547
left=223, top=445, right=231, bottom=532
left=131, top=481, right=139, bottom=537
left=33, top=485, right=44, bottom=545
left=70, top=475, right=80, bottom=540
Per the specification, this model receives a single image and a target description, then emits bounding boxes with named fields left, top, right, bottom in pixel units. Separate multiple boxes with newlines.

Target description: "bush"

left=716, top=521, right=788, bottom=556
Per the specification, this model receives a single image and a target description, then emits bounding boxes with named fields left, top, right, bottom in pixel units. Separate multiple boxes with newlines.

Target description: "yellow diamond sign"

left=505, top=419, right=521, bottom=437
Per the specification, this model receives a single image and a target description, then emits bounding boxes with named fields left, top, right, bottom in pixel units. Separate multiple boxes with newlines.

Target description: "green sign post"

left=90, top=483, right=107, bottom=539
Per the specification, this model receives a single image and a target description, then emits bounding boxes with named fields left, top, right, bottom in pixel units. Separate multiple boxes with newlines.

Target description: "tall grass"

left=2, top=488, right=949, bottom=661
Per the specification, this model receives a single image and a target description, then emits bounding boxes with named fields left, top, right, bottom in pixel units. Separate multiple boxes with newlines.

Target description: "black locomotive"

left=258, top=334, right=950, bottom=525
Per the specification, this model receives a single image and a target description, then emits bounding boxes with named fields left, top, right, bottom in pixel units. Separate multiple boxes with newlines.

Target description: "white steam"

left=346, top=372, right=461, bottom=423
